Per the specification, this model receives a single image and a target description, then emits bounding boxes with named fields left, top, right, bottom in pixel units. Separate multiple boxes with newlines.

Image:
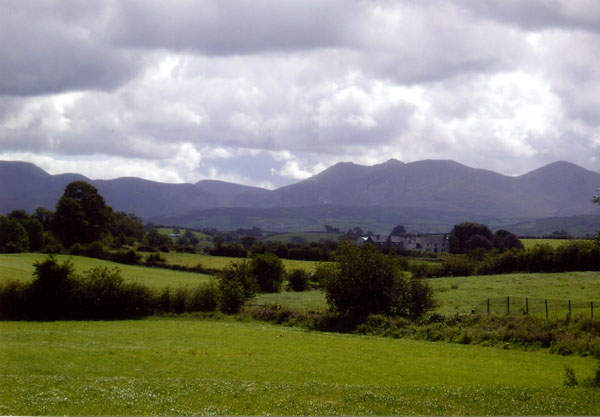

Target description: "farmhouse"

left=359, top=234, right=449, bottom=253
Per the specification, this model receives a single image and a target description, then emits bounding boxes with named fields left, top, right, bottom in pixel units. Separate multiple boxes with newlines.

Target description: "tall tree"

left=390, top=225, right=407, bottom=236
left=449, top=222, right=493, bottom=254
left=52, top=181, right=112, bottom=247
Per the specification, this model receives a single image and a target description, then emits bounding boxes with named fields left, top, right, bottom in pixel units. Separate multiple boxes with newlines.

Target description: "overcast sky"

left=1, top=0, right=600, bottom=188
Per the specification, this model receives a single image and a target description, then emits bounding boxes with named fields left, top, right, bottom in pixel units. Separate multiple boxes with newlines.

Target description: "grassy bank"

left=1, top=318, right=598, bottom=415
left=0, top=253, right=212, bottom=289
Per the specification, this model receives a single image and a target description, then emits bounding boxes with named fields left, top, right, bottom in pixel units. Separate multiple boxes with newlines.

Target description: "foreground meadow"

left=1, top=318, right=598, bottom=415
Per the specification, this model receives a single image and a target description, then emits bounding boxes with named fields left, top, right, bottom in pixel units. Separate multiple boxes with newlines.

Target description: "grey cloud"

left=0, top=1, right=142, bottom=96
left=457, top=0, right=600, bottom=33
left=108, top=0, right=356, bottom=54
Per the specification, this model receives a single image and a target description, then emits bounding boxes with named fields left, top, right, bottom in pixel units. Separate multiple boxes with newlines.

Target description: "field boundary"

left=474, top=296, right=599, bottom=319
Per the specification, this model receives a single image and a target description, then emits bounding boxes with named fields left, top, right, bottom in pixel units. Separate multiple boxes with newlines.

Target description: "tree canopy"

left=53, top=181, right=112, bottom=247
left=318, top=242, right=435, bottom=319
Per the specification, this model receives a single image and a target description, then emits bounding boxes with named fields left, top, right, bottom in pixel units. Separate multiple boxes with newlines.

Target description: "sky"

left=1, top=0, right=600, bottom=189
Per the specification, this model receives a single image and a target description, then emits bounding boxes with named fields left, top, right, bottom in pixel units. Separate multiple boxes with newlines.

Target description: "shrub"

left=441, top=255, right=477, bottom=277
left=218, top=261, right=258, bottom=314
left=250, top=253, right=285, bottom=293
left=186, top=282, right=219, bottom=312
left=146, top=252, right=166, bottom=265
left=287, top=269, right=309, bottom=292
left=108, top=249, right=141, bottom=265
left=320, top=242, right=435, bottom=319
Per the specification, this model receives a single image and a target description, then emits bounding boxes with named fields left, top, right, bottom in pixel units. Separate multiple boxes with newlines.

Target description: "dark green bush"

left=441, top=255, right=477, bottom=277
left=218, top=261, right=258, bottom=314
left=287, top=269, right=309, bottom=292
left=320, top=242, right=435, bottom=319
left=250, top=253, right=285, bottom=293
left=0, top=256, right=217, bottom=320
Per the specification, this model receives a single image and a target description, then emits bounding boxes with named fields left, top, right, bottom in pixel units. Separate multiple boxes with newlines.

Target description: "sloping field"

left=256, top=271, right=600, bottom=315
left=0, top=254, right=212, bottom=288
left=1, top=319, right=598, bottom=415
left=154, top=252, right=320, bottom=273
left=520, top=238, right=573, bottom=249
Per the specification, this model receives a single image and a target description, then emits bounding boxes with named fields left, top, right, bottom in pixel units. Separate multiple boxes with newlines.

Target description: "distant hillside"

left=1, top=159, right=599, bottom=232
left=500, top=215, right=600, bottom=237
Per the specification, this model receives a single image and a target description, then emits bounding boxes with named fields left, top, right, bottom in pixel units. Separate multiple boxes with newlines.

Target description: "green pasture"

left=0, top=254, right=212, bottom=289
left=157, top=227, right=211, bottom=241
left=520, top=238, right=574, bottom=249
left=261, top=231, right=343, bottom=243
left=256, top=271, right=600, bottom=315
left=156, top=252, right=320, bottom=273
left=1, top=319, right=598, bottom=415
left=431, top=271, right=600, bottom=315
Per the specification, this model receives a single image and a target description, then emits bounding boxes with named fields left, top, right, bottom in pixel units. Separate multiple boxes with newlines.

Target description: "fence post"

left=487, top=298, right=490, bottom=314
left=507, top=296, right=510, bottom=315
left=525, top=297, right=529, bottom=315
left=545, top=299, right=548, bottom=320
left=568, top=300, right=571, bottom=317
left=592, top=302, right=594, bottom=320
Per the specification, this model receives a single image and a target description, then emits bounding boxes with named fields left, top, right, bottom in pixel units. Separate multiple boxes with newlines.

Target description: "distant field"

left=3, top=254, right=599, bottom=316
left=1, top=319, right=598, bottom=415
left=0, top=254, right=212, bottom=289
left=520, top=238, right=575, bottom=249
left=261, top=231, right=343, bottom=243
left=157, top=227, right=211, bottom=241
left=155, top=252, right=320, bottom=273
left=257, top=271, right=600, bottom=315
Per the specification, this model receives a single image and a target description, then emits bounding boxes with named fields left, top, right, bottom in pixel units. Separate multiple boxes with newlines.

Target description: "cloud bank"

left=1, top=0, right=599, bottom=188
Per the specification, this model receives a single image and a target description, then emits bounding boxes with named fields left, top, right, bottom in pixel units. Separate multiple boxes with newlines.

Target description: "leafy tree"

left=464, top=234, right=493, bottom=251
left=319, top=242, right=434, bottom=319
left=110, top=211, right=145, bottom=243
left=52, top=181, right=112, bottom=247
left=492, top=229, right=524, bottom=252
left=390, top=225, right=407, bottom=236
left=250, top=253, right=285, bottom=293
left=33, top=207, right=54, bottom=229
left=449, top=222, right=493, bottom=254
left=218, top=261, right=258, bottom=314
left=287, top=269, right=309, bottom=292
left=146, top=227, right=171, bottom=248
left=0, top=216, right=30, bottom=253
left=241, top=235, right=256, bottom=249
left=7, top=210, right=44, bottom=251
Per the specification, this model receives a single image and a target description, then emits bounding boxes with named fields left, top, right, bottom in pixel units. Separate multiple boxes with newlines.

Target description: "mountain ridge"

left=1, top=159, right=599, bottom=232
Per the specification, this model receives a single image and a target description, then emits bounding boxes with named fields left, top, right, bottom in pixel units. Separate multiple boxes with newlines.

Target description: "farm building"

left=359, top=234, right=449, bottom=253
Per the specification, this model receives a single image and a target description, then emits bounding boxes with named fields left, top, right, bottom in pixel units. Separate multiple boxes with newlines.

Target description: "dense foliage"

left=318, top=242, right=435, bottom=319
left=0, top=256, right=219, bottom=320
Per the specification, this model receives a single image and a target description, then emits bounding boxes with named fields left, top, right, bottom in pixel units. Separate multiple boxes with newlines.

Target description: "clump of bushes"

left=0, top=256, right=220, bottom=320
left=317, top=242, right=435, bottom=319
left=287, top=269, right=310, bottom=292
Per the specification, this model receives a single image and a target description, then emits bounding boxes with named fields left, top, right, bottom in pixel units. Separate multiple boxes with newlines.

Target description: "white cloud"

left=1, top=0, right=600, bottom=188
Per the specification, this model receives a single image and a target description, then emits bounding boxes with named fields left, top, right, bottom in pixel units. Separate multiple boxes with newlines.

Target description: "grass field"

left=156, top=252, right=320, bottom=273
left=1, top=318, right=598, bottom=415
left=261, top=231, right=343, bottom=243
left=3, top=253, right=599, bottom=315
left=0, top=254, right=213, bottom=289
left=157, top=227, right=212, bottom=241
left=520, top=238, right=574, bottom=249
left=256, top=271, right=600, bottom=315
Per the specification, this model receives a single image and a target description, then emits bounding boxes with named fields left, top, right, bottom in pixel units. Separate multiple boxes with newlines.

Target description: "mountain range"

left=1, top=159, right=600, bottom=234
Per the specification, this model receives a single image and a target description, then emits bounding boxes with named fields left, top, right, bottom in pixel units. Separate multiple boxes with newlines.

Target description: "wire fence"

left=473, top=296, right=599, bottom=320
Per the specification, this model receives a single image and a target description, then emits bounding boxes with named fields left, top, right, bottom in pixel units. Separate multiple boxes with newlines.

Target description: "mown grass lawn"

left=1, top=318, right=598, bottom=415
left=0, top=253, right=212, bottom=289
